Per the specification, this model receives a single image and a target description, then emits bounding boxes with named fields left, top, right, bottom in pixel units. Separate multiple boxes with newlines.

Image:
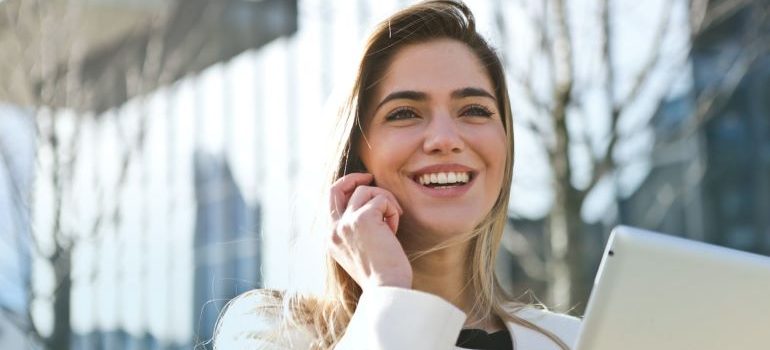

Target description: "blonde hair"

left=216, top=1, right=570, bottom=349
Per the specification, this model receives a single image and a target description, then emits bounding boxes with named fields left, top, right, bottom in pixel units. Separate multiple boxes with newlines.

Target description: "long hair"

left=217, top=1, right=570, bottom=349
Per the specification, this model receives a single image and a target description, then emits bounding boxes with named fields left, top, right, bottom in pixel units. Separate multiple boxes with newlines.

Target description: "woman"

left=215, top=1, right=580, bottom=349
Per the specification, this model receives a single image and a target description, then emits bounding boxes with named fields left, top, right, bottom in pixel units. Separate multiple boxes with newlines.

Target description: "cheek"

left=359, top=134, right=408, bottom=184
left=476, top=125, right=507, bottom=162
left=479, top=127, right=508, bottom=188
left=362, top=127, right=419, bottom=165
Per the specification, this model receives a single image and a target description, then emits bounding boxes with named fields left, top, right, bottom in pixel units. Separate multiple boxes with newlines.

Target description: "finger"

left=361, top=194, right=400, bottom=234
left=384, top=205, right=400, bottom=234
left=329, top=173, right=374, bottom=221
left=347, top=186, right=402, bottom=215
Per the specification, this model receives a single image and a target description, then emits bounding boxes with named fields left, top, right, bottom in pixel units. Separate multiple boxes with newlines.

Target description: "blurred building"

left=621, top=1, right=770, bottom=255
left=0, top=106, right=36, bottom=349
left=1, top=0, right=298, bottom=349
left=695, top=5, right=770, bottom=254
left=192, top=151, right=261, bottom=345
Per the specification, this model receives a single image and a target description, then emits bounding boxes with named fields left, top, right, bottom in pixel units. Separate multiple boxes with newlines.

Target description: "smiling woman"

left=214, top=1, right=580, bottom=349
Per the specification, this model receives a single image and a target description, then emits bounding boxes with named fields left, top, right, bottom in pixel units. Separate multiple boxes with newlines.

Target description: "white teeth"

left=417, top=172, right=471, bottom=186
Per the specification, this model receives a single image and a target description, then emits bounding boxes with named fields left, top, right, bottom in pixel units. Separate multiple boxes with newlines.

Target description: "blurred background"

left=0, top=0, right=768, bottom=349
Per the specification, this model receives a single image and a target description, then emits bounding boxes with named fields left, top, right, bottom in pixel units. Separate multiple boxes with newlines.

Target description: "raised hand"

left=328, top=173, right=413, bottom=290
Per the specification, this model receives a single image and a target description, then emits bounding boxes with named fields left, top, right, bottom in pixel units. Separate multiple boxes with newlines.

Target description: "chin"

left=401, top=212, right=483, bottom=240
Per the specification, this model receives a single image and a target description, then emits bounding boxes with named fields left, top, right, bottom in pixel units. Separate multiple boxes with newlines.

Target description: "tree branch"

left=581, top=0, right=614, bottom=198
left=513, top=71, right=553, bottom=142
left=519, top=59, right=553, bottom=115
left=584, top=136, right=617, bottom=198
left=548, top=0, right=576, bottom=186
left=641, top=160, right=706, bottom=229
left=616, top=3, right=673, bottom=112
left=586, top=0, right=674, bottom=198
left=694, top=0, right=753, bottom=36
left=676, top=11, right=769, bottom=141
left=550, top=0, right=574, bottom=101
left=534, top=0, right=554, bottom=91
left=689, top=0, right=709, bottom=35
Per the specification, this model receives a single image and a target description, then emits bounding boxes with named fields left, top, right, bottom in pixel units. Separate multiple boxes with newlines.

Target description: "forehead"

left=375, top=39, right=494, bottom=99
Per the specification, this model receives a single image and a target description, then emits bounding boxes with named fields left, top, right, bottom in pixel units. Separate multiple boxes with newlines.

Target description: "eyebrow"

left=373, top=90, right=427, bottom=113
left=451, top=87, right=496, bottom=101
left=373, top=87, right=496, bottom=114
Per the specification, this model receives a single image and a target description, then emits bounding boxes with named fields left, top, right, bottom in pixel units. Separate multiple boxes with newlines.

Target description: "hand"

left=328, top=173, right=413, bottom=290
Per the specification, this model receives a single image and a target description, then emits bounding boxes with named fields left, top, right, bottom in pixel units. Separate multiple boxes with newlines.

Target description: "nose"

left=423, top=112, right=464, bottom=155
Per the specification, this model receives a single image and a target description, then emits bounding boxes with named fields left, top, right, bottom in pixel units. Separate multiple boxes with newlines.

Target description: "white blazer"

left=215, top=287, right=581, bottom=349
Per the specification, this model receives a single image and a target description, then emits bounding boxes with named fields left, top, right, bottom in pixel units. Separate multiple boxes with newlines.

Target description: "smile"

left=416, top=171, right=471, bottom=187
left=409, top=164, right=477, bottom=194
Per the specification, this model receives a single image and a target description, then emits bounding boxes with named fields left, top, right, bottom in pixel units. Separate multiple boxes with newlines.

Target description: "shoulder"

left=214, top=289, right=314, bottom=350
left=504, top=305, right=582, bottom=348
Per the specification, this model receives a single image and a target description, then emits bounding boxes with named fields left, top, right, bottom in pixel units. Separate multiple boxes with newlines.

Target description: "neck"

left=401, top=235, right=504, bottom=332
left=409, top=241, right=473, bottom=310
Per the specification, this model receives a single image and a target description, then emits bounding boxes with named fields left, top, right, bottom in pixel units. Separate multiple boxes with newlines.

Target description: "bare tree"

left=501, top=0, right=770, bottom=312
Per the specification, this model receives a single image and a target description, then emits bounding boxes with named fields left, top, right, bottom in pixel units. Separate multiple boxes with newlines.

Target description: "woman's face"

left=358, top=39, right=507, bottom=237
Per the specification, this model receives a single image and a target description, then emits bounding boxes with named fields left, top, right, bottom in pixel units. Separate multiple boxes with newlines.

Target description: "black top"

left=456, top=328, right=513, bottom=350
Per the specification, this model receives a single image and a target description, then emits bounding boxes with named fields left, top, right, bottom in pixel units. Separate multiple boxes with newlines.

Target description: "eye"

left=461, top=104, right=494, bottom=118
left=385, top=107, right=419, bottom=121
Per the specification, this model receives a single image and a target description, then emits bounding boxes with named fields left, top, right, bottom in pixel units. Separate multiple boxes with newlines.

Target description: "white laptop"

left=575, top=226, right=770, bottom=350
